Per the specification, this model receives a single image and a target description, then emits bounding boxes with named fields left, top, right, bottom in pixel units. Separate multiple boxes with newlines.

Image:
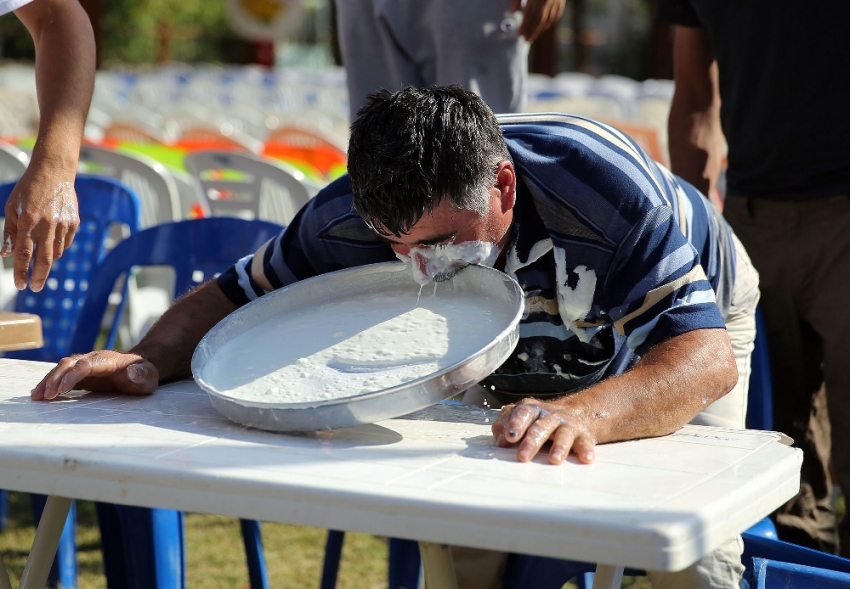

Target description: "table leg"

left=1, top=557, right=13, bottom=589
left=17, top=495, right=72, bottom=589
left=418, top=541, right=458, bottom=589
left=592, top=564, right=624, bottom=589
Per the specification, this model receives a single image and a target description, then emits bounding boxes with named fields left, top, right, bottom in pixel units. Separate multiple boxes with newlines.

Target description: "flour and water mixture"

left=204, top=285, right=506, bottom=405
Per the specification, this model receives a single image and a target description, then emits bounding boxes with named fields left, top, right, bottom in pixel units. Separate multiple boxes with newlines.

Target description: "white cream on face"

left=407, top=241, right=502, bottom=285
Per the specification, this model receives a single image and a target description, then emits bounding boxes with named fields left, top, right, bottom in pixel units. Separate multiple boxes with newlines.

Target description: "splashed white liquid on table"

left=204, top=290, right=505, bottom=405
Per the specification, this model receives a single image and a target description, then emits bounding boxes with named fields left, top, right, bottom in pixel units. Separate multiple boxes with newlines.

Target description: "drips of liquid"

left=205, top=290, right=505, bottom=405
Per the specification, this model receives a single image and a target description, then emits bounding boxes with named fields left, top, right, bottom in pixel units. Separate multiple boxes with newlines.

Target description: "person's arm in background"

left=510, top=0, right=565, bottom=43
left=667, top=25, right=724, bottom=196
left=31, top=281, right=238, bottom=399
left=2, top=0, right=95, bottom=291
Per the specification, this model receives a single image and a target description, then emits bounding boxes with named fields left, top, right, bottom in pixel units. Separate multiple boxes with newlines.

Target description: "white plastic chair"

left=183, top=150, right=311, bottom=225
left=0, top=141, right=28, bottom=183
left=78, top=146, right=181, bottom=228
left=169, top=168, right=210, bottom=219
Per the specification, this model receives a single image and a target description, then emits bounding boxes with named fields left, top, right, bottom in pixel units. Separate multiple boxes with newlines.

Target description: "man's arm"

left=667, top=25, right=725, bottom=195
left=492, top=327, right=738, bottom=464
left=31, top=281, right=237, bottom=400
left=2, top=0, right=95, bottom=291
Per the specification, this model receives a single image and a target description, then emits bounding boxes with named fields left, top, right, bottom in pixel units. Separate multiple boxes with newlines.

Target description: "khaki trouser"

left=725, top=194, right=850, bottom=556
left=454, top=235, right=759, bottom=589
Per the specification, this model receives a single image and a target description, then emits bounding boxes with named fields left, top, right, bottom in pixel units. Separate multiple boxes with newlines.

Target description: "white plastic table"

left=0, top=359, right=802, bottom=589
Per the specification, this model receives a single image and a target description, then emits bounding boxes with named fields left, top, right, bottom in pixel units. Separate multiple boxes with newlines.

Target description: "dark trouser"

left=725, top=194, right=850, bottom=556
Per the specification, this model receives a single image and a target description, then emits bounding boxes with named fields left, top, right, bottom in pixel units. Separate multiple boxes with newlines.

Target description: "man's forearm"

left=19, top=0, right=95, bottom=173
left=553, top=328, right=738, bottom=443
left=131, top=281, right=239, bottom=384
left=668, top=74, right=725, bottom=196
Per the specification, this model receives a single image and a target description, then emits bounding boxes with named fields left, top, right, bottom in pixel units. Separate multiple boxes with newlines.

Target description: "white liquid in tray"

left=204, top=291, right=505, bottom=404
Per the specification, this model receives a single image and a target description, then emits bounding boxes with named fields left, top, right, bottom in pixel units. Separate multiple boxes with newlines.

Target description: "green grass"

left=0, top=492, right=387, bottom=589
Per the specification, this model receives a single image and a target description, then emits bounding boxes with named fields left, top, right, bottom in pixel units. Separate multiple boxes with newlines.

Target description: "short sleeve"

left=655, top=0, right=703, bottom=28
left=0, top=0, right=33, bottom=15
left=602, top=205, right=726, bottom=356
left=216, top=175, right=396, bottom=308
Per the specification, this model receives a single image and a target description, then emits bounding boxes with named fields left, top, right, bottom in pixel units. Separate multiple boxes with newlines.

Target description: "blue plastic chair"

left=752, top=557, right=850, bottom=589
left=0, top=175, right=141, bottom=589
left=67, top=217, right=285, bottom=589
left=742, top=528, right=850, bottom=581
left=746, top=306, right=773, bottom=430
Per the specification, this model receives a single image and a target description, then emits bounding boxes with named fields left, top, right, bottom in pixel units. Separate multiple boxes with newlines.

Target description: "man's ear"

left=494, top=160, right=517, bottom=213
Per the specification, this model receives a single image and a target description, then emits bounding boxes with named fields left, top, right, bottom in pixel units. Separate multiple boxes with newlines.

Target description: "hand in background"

left=2, top=166, right=79, bottom=291
left=510, top=0, right=566, bottom=43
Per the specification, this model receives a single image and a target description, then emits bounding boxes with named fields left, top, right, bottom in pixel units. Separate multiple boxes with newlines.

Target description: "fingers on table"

left=492, top=402, right=597, bottom=465
left=32, top=354, right=157, bottom=400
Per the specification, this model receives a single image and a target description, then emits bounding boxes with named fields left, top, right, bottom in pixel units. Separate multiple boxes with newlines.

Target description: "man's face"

left=378, top=187, right=514, bottom=283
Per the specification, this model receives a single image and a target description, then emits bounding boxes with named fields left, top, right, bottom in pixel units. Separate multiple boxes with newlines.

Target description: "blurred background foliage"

left=0, top=0, right=660, bottom=79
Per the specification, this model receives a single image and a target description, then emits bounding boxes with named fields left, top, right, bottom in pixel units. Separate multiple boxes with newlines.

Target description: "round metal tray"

left=192, top=262, right=523, bottom=432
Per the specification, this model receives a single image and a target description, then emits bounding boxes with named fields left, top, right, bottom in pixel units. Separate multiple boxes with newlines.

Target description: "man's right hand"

left=31, top=351, right=159, bottom=400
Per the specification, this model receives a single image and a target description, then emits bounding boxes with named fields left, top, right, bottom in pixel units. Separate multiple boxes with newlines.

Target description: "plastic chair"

left=0, top=175, right=141, bottom=589
left=0, top=140, right=28, bottom=181
left=67, top=217, right=285, bottom=589
left=752, top=557, right=850, bottom=588
left=263, top=125, right=348, bottom=181
left=184, top=150, right=311, bottom=225
left=79, top=145, right=181, bottom=228
left=746, top=306, right=773, bottom=430
left=0, top=175, right=140, bottom=361
left=742, top=528, right=850, bottom=582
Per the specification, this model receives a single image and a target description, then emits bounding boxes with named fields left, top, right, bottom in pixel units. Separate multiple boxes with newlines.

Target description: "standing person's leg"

left=724, top=195, right=836, bottom=553
left=429, top=0, right=529, bottom=113
left=796, top=195, right=850, bottom=557
left=334, top=0, right=425, bottom=120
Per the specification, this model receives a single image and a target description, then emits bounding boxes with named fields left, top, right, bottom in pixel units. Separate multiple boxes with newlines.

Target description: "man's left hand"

left=2, top=166, right=79, bottom=292
left=510, top=0, right=566, bottom=43
left=492, top=397, right=597, bottom=465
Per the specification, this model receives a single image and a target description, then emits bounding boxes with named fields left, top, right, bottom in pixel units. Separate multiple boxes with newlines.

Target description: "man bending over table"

left=35, top=86, right=759, bottom=589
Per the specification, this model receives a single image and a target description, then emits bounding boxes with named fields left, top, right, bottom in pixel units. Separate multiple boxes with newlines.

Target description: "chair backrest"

left=0, top=175, right=141, bottom=361
left=742, top=529, right=850, bottom=586
left=184, top=150, right=311, bottom=225
left=746, top=306, right=773, bottom=430
left=79, top=146, right=181, bottom=227
left=752, top=557, right=850, bottom=589
left=0, top=141, right=27, bottom=182
left=169, top=168, right=210, bottom=218
left=264, top=125, right=347, bottom=181
left=102, top=121, right=169, bottom=145
left=68, top=217, right=284, bottom=354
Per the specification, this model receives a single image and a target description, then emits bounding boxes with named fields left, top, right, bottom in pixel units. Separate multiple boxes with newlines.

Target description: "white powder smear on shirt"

left=205, top=292, right=505, bottom=404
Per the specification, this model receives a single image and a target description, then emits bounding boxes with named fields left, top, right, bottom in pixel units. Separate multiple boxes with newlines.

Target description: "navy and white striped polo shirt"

left=217, top=113, right=736, bottom=399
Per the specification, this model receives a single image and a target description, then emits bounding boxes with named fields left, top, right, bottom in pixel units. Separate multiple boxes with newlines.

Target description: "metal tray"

left=191, top=262, right=523, bottom=432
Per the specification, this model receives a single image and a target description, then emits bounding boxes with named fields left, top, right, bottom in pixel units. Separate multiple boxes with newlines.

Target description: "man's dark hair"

left=348, top=85, right=510, bottom=236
